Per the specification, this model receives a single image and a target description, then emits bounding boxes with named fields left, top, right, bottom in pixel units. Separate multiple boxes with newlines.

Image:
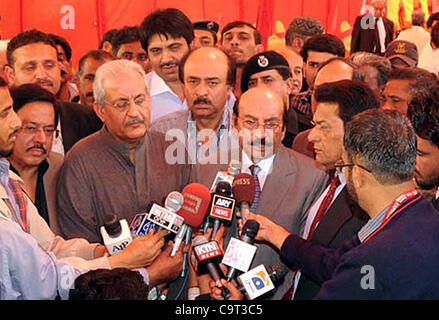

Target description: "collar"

left=149, top=71, right=177, bottom=97
left=335, top=169, right=347, bottom=187
left=0, top=159, right=24, bottom=199
left=358, top=205, right=388, bottom=243
left=241, top=149, right=276, bottom=175
left=10, top=159, right=49, bottom=178
left=187, top=106, right=232, bottom=136
left=98, top=126, right=146, bottom=163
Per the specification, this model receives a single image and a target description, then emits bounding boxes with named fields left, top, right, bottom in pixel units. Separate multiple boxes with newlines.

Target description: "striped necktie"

left=250, top=165, right=261, bottom=212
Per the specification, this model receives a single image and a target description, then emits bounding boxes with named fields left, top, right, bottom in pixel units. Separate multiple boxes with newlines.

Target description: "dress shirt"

left=357, top=206, right=387, bottom=243
left=0, top=219, right=149, bottom=300
left=241, top=150, right=276, bottom=190
left=291, top=170, right=346, bottom=299
left=376, top=17, right=386, bottom=54
left=51, top=120, right=65, bottom=155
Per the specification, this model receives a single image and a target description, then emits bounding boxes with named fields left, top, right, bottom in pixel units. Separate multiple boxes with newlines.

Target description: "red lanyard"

left=363, top=189, right=422, bottom=243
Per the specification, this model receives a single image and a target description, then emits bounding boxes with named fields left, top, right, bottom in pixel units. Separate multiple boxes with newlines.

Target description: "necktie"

left=306, top=175, right=341, bottom=240
left=281, top=175, right=341, bottom=300
left=250, top=165, right=261, bottom=212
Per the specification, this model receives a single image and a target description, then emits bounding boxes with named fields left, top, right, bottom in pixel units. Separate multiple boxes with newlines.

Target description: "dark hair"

left=431, top=23, right=439, bottom=48
left=221, top=21, right=262, bottom=45
left=301, top=34, right=345, bottom=62
left=77, top=50, right=115, bottom=76
left=69, top=268, right=149, bottom=300
left=111, top=26, right=141, bottom=56
left=344, top=109, right=417, bottom=184
left=349, top=52, right=392, bottom=87
left=388, top=67, right=439, bottom=98
left=99, top=29, right=119, bottom=49
left=314, top=80, right=380, bottom=125
left=7, top=29, right=57, bottom=66
left=139, top=8, right=194, bottom=52
left=427, top=12, right=439, bottom=28
left=48, top=33, right=72, bottom=62
left=408, top=86, right=439, bottom=148
left=0, top=76, right=8, bottom=87
left=285, top=17, right=324, bottom=46
left=178, top=47, right=236, bottom=86
left=10, top=84, right=58, bottom=127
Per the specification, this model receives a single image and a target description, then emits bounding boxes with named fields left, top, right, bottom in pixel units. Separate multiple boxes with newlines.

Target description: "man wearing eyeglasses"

left=56, top=60, right=191, bottom=251
left=196, top=87, right=328, bottom=299
left=7, top=84, right=63, bottom=234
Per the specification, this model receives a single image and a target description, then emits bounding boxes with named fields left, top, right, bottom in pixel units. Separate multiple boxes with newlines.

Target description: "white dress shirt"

left=291, top=170, right=346, bottom=299
left=376, top=17, right=386, bottom=54
left=241, top=150, right=275, bottom=191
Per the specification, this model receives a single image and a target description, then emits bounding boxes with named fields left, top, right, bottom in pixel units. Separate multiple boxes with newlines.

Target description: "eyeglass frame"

left=237, top=116, right=283, bottom=131
left=103, top=94, right=148, bottom=112
left=334, top=161, right=372, bottom=173
left=20, top=124, right=60, bottom=138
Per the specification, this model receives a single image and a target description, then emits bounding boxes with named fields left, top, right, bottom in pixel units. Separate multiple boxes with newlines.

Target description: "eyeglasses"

left=238, top=117, right=282, bottom=131
left=334, top=161, right=372, bottom=173
left=104, top=95, right=148, bottom=112
left=20, top=125, right=59, bottom=138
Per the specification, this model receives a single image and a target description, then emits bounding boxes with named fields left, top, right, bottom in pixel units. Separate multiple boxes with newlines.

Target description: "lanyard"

left=363, top=189, right=421, bottom=243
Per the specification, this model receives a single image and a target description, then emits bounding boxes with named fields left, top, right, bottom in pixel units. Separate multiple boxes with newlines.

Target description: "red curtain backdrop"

left=0, top=0, right=416, bottom=66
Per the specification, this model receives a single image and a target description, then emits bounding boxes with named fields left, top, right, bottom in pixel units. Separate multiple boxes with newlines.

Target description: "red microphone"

left=232, top=173, right=256, bottom=222
left=171, top=183, right=211, bottom=277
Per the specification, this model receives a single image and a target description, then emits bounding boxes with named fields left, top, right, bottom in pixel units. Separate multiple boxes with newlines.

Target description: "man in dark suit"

left=351, top=0, right=394, bottom=55
left=4, top=29, right=102, bottom=154
left=409, top=86, right=439, bottom=210
left=196, top=87, right=328, bottom=299
left=240, top=109, right=439, bottom=299
left=245, top=80, right=380, bottom=300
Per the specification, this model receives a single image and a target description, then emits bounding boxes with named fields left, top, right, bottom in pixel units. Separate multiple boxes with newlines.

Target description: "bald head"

left=275, top=47, right=303, bottom=94
left=235, top=87, right=285, bottom=162
left=314, top=59, right=354, bottom=88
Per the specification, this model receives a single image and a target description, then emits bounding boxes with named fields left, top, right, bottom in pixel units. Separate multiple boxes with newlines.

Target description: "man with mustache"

left=196, top=87, right=328, bottom=299
left=74, top=50, right=114, bottom=107
left=240, top=51, right=299, bottom=147
left=56, top=60, right=192, bottom=248
left=138, top=9, right=193, bottom=122
left=221, top=21, right=264, bottom=98
left=151, top=47, right=235, bottom=162
left=7, top=84, right=63, bottom=234
left=4, top=30, right=102, bottom=154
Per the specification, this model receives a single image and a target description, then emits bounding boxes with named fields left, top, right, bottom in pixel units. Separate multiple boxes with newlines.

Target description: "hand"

left=93, top=245, right=108, bottom=258
left=203, top=224, right=227, bottom=251
left=238, top=212, right=290, bottom=250
left=108, top=229, right=167, bottom=269
left=146, top=241, right=188, bottom=287
left=210, top=279, right=243, bottom=300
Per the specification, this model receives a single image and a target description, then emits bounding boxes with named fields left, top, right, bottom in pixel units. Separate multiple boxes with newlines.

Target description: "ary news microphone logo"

left=238, top=265, right=275, bottom=300
left=193, top=240, right=222, bottom=262
left=209, top=194, right=236, bottom=221
left=147, top=204, right=184, bottom=233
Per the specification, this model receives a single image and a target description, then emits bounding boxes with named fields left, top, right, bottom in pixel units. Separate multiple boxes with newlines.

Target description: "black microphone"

left=225, top=219, right=259, bottom=281
left=208, top=181, right=236, bottom=239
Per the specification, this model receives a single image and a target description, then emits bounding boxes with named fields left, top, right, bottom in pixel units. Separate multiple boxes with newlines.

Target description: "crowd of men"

left=1, top=0, right=439, bottom=300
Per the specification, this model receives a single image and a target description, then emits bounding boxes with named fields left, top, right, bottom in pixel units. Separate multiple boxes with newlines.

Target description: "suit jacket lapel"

left=312, top=187, right=354, bottom=247
left=256, top=147, right=296, bottom=218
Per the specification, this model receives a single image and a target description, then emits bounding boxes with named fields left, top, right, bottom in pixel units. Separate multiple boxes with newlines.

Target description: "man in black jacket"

left=351, top=0, right=394, bottom=55
left=4, top=29, right=102, bottom=154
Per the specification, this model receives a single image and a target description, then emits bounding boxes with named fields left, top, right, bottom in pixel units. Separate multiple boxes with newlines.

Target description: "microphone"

left=208, top=181, right=236, bottom=239
left=210, top=160, right=241, bottom=192
left=100, top=213, right=133, bottom=255
left=129, top=191, right=185, bottom=238
left=171, top=183, right=211, bottom=277
left=222, top=220, right=260, bottom=281
left=191, top=235, right=230, bottom=300
left=235, top=263, right=289, bottom=300
left=232, top=173, right=255, bottom=223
